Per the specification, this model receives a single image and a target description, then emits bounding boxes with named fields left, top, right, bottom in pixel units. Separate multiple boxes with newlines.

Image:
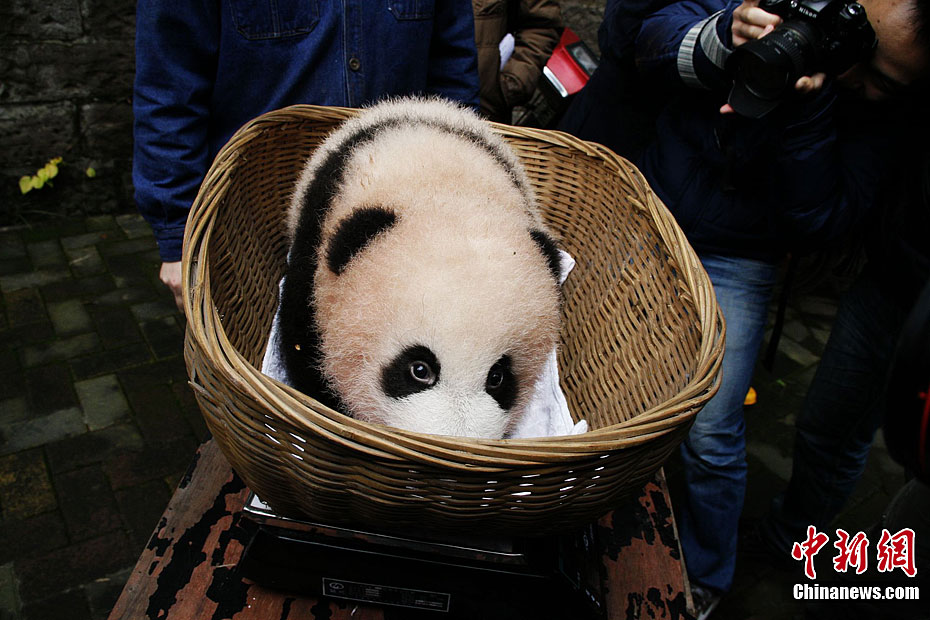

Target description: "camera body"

left=725, top=0, right=876, bottom=117
left=759, top=0, right=875, bottom=73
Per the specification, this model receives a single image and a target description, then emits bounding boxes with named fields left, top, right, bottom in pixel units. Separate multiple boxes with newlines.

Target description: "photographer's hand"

left=794, top=73, right=826, bottom=93
left=731, top=0, right=781, bottom=46
left=722, top=0, right=827, bottom=113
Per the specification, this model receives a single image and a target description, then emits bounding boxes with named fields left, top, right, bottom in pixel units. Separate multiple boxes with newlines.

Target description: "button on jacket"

left=133, top=0, right=481, bottom=262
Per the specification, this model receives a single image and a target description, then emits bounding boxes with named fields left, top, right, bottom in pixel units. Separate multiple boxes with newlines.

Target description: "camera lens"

left=736, top=51, right=792, bottom=100
left=726, top=20, right=820, bottom=117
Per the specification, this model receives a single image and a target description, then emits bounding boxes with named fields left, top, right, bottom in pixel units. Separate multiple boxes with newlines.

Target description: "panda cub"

left=278, top=97, right=562, bottom=439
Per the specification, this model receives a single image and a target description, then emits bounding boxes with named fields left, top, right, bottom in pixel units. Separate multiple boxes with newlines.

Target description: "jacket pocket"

left=388, top=0, right=435, bottom=20
left=228, top=0, right=319, bottom=40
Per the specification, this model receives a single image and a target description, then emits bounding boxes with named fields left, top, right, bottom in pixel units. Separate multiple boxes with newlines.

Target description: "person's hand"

left=731, top=0, right=781, bottom=47
left=159, top=261, right=184, bottom=311
left=722, top=0, right=827, bottom=113
left=793, top=73, right=826, bottom=94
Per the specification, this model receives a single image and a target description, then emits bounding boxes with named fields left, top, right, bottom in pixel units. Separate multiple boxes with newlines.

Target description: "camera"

left=725, top=0, right=877, bottom=118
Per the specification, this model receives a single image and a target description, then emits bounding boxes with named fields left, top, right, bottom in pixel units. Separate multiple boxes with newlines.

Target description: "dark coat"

left=564, top=0, right=903, bottom=263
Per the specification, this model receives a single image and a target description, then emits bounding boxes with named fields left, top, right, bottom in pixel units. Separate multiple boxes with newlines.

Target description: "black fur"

left=278, top=125, right=385, bottom=409
left=381, top=345, right=441, bottom=399
left=327, top=207, right=397, bottom=274
left=277, top=269, right=344, bottom=410
left=485, top=355, right=517, bottom=410
left=530, top=230, right=561, bottom=283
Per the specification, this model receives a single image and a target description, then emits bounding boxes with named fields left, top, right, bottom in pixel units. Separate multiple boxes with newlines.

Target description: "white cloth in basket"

left=261, top=251, right=587, bottom=439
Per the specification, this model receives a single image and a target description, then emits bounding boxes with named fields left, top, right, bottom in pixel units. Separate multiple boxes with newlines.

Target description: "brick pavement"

left=0, top=216, right=909, bottom=620
left=0, top=215, right=206, bottom=620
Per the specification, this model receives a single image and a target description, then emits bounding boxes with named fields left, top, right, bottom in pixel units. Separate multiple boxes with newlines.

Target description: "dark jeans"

left=762, top=266, right=909, bottom=551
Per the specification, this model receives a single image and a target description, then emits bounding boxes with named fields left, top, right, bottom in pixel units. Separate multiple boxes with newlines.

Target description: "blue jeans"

left=679, top=254, right=777, bottom=593
left=761, top=266, right=907, bottom=552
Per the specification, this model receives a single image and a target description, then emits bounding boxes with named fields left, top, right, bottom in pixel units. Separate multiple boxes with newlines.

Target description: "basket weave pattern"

left=182, top=105, right=724, bottom=535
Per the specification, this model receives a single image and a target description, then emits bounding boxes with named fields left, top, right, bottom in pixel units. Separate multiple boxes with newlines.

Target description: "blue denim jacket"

left=133, top=0, right=481, bottom=262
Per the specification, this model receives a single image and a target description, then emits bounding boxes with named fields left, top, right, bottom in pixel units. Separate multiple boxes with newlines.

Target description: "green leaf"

left=30, top=175, right=44, bottom=190
left=85, top=167, right=96, bottom=178
left=19, top=176, right=32, bottom=194
left=45, top=162, right=59, bottom=179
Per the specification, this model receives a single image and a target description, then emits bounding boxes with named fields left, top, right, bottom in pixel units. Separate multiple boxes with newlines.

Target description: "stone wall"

left=0, top=0, right=136, bottom=225
left=0, top=1, right=604, bottom=225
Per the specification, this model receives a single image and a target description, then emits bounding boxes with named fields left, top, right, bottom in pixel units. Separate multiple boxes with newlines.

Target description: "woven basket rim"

left=182, top=103, right=725, bottom=470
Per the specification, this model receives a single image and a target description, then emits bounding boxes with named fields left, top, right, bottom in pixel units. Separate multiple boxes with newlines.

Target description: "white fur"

left=286, top=96, right=540, bottom=239
left=288, top=97, right=560, bottom=438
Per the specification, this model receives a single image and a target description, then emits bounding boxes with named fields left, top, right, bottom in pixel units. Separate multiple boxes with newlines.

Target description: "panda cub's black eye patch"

left=327, top=207, right=397, bottom=274
left=382, top=345, right=441, bottom=399
left=485, top=355, right=517, bottom=410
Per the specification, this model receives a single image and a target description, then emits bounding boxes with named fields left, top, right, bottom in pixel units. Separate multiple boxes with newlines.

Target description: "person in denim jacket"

left=133, top=0, right=480, bottom=309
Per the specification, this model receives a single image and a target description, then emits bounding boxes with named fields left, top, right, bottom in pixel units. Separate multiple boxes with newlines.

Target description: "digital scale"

left=238, top=493, right=608, bottom=618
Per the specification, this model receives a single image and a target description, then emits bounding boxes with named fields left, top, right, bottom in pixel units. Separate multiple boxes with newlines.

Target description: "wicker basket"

left=182, top=104, right=724, bottom=536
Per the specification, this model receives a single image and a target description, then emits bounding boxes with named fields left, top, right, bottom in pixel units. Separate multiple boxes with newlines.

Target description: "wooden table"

left=109, top=440, right=695, bottom=619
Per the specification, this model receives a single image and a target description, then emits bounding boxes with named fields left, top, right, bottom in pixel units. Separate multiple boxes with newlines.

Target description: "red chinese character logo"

left=876, top=528, right=917, bottom=577
left=833, top=529, right=869, bottom=574
left=792, top=525, right=830, bottom=579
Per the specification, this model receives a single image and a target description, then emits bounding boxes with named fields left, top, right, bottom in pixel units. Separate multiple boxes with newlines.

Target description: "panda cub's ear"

left=327, top=207, right=397, bottom=275
left=530, top=230, right=561, bottom=283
